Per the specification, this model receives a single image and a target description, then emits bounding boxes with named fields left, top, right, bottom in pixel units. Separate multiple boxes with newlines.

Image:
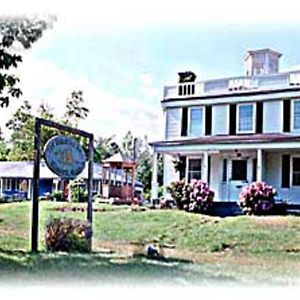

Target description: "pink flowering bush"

left=186, top=179, right=215, bottom=213
left=167, top=179, right=214, bottom=213
left=239, top=181, right=277, bottom=215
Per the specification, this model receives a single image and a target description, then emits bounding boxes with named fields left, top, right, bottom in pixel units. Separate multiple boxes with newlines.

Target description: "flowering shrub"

left=167, top=179, right=214, bottom=213
left=45, top=217, right=92, bottom=252
left=186, top=179, right=215, bottom=213
left=239, top=181, right=277, bottom=215
left=166, top=179, right=189, bottom=209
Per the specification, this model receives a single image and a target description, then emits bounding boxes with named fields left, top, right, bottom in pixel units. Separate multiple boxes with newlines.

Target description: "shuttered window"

left=293, top=100, right=300, bottom=130
left=256, top=102, right=263, bottom=134
left=181, top=107, right=188, bottom=136
left=205, top=106, right=212, bottom=135
left=188, top=158, right=202, bottom=182
left=282, top=155, right=290, bottom=188
left=283, top=100, right=291, bottom=132
left=189, top=107, right=204, bottom=137
left=237, top=103, right=255, bottom=133
left=229, top=104, right=236, bottom=135
left=292, top=157, right=300, bottom=186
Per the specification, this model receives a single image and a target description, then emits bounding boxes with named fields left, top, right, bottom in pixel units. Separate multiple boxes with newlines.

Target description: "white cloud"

left=0, top=54, right=164, bottom=143
left=2, top=0, right=300, bottom=27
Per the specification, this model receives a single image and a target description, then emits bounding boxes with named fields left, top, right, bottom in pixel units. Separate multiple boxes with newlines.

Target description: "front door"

left=228, top=159, right=248, bottom=201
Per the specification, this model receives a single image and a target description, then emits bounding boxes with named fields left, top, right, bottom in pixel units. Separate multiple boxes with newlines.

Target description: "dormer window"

left=237, top=103, right=255, bottom=134
left=188, top=107, right=204, bottom=137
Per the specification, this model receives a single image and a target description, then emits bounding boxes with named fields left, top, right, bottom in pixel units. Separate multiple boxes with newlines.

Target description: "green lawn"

left=0, top=201, right=300, bottom=285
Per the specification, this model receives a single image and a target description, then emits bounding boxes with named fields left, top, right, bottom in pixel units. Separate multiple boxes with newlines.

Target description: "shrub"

left=167, top=179, right=214, bottom=213
left=186, top=179, right=214, bottom=213
left=69, top=178, right=87, bottom=202
left=45, top=217, right=92, bottom=252
left=239, top=181, right=277, bottom=215
left=166, top=179, right=189, bottom=209
left=51, top=191, right=65, bottom=202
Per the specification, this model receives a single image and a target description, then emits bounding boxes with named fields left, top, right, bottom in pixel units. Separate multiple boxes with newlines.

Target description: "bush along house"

left=150, top=49, right=300, bottom=211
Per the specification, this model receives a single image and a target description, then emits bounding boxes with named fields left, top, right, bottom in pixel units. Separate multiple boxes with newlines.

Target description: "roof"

left=103, top=153, right=135, bottom=168
left=0, top=161, right=102, bottom=180
left=0, top=161, right=143, bottom=187
left=150, top=133, right=300, bottom=147
left=245, top=48, right=282, bottom=59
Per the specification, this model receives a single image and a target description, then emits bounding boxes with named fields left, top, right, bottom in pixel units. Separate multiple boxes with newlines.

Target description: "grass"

left=0, top=201, right=300, bottom=285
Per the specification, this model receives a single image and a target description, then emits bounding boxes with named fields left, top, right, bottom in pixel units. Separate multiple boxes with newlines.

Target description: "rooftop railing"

left=163, top=71, right=300, bottom=100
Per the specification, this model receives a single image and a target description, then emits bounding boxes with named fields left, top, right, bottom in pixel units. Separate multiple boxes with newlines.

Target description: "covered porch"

left=150, top=134, right=300, bottom=204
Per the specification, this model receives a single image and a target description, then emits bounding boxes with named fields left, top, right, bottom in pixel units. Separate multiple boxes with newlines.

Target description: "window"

left=188, top=158, right=201, bottom=182
left=231, top=160, right=247, bottom=181
left=292, top=157, right=300, bottom=186
left=188, top=107, right=204, bottom=137
left=293, top=100, right=300, bottom=131
left=237, top=103, right=255, bottom=133
left=222, top=159, right=228, bottom=182
left=3, top=179, right=12, bottom=191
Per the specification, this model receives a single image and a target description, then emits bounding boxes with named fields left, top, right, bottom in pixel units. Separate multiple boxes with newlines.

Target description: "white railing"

left=164, top=71, right=300, bottom=99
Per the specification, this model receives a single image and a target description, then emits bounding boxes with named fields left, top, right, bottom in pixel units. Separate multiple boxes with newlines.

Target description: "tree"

left=6, top=100, right=34, bottom=160
left=94, top=136, right=120, bottom=163
left=0, top=15, right=55, bottom=108
left=0, top=127, right=9, bottom=160
left=6, top=90, right=90, bottom=161
left=63, top=90, right=89, bottom=127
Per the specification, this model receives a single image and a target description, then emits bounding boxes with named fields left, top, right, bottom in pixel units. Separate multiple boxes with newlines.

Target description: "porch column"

left=0, top=178, right=3, bottom=198
left=28, top=179, right=32, bottom=200
left=151, top=151, right=158, bottom=201
left=202, top=151, right=209, bottom=183
left=257, top=149, right=263, bottom=182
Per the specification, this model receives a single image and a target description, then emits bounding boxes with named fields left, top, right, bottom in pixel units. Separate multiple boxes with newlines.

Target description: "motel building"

left=150, top=49, right=300, bottom=206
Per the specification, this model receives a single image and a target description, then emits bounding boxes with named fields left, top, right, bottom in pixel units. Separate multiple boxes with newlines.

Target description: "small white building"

left=150, top=49, right=300, bottom=204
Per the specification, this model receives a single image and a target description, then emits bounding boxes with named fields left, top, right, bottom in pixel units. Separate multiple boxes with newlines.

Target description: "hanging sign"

left=44, top=135, right=86, bottom=179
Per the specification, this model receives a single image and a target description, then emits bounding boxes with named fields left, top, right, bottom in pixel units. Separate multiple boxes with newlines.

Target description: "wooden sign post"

left=31, top=117, right=94, bottom=252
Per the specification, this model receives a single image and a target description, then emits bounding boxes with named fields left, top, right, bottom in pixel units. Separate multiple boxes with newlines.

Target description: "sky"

left=2, top=0, right=300, bottom=143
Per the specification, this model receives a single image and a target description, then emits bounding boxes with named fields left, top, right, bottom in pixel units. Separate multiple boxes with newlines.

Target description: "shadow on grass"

left=0, top=248, right=238, bottom=285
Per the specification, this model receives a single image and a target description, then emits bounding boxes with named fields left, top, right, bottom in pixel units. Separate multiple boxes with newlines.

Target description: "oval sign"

left=44, top=135, right=86, bottom=179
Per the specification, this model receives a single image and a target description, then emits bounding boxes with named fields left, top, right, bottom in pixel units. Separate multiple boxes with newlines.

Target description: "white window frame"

left=236, top=103, right=256, bottom=134
left=290, top=155, right=300, bottom=187
left=187, top=106, right=205, bottom=137
left=3, top=178, right=12, bottom=191
left=185, top=156, right=202, bottom=183
left=291, top=99, right=300, bottom=132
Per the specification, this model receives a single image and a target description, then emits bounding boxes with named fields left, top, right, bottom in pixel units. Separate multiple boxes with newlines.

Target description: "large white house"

left=150, top=49, right=300, bottom=204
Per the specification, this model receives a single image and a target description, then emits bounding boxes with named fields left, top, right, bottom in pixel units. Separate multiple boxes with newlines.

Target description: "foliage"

left=166, top=179, right=189, bottom=209
left=0, top=128, right=9, bottom=160
left=186, top=180, right=215, bottom=213
left=45, top=217, right=92, bottom=252
left=63, top=90, right=89, bottom=127
left=0, top=15, right=55, bottom=107
left=94, top=136, right=119, bottom=163
left=69, top=178, right=87, bottom=202
left=239, top=181, right=277, bottom=215
left=167, top=179, right=214, bottom=213
left=5, top=90, right=89, bottom=161
left=51, top=191, right=66, bottom=202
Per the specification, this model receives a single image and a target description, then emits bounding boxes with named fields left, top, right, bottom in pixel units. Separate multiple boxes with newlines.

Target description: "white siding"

left=212, top=104, right=229, bottom=135
left=265, top=152, right=300, bottom=204
left=163, top=154, right=179, bottom=197
left=210, top=155, right=222, bottom=201
left=165, top=108, right=181, bottom=140
left=263, top=100, right=283, bottom=133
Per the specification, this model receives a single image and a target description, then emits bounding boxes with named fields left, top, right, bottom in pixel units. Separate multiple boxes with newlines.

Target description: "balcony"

left=163, top=71, right=300, bottom=100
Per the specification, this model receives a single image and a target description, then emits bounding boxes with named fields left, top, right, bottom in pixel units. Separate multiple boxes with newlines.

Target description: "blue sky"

left=2, top=0, right=300, bottom=142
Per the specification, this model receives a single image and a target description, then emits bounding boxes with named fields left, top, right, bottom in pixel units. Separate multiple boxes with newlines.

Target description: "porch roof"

left=150, top=133, right=300, bottom=150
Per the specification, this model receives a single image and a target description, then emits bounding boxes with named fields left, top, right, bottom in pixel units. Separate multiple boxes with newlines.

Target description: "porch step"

left=211, top=202, right=243, bottom=217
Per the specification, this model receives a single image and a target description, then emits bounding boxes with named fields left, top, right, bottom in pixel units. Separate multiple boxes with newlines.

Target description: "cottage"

left=150, top=49, right=300, bottom=205
left=0, top=160, right=143, bottom=201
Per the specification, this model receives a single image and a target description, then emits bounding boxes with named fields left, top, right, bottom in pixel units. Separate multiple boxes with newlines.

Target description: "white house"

left=150, top=48, right=300, bottom=204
